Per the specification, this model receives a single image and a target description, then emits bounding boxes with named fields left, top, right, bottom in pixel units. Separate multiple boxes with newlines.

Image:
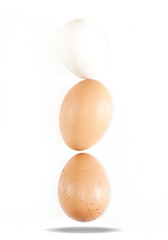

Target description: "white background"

left=0, top=0, right=168, bottom=239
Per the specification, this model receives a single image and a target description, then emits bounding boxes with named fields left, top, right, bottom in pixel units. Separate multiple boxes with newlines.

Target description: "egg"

left=57, top=19, right=110, bottom=79
left=59, top=79, right=112, bottom=150
left=58, top=153, right=109, bottom=222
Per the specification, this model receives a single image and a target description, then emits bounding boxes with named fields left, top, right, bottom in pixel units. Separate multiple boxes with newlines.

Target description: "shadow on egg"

left=47, top=226, right=122, bottom=233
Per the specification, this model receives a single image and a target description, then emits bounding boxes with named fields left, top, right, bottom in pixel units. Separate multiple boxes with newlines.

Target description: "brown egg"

left=58, top=153, right=109, bottom=222
left=59, top=79, right=112, bottom=151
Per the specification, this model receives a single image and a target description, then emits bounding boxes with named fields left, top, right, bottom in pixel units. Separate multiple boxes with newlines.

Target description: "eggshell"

left=57, top=19, right=110, bottom=79
left=59, top=79, right=112, bottom=150
left=58, top=153, right=109, bottom=222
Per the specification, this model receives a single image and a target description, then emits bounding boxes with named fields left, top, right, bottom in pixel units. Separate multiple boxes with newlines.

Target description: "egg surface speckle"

left=59, top=79, right=112, bottom=151
left=58, top=153, right=109, bottom=222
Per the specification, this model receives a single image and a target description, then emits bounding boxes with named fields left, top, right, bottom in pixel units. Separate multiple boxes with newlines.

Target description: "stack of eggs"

left=57, top=19, right=113, bottom=222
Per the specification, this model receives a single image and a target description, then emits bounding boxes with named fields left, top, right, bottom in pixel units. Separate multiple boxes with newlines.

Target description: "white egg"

left=57, top=19, right=110, bottom=79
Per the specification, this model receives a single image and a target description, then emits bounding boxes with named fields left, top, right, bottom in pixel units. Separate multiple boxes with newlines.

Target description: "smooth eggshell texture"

left=59, top=79, right=112, bottom=151
left=58, top=153, right=109, bottom=222
left=57, top=18, right=110, bottom=79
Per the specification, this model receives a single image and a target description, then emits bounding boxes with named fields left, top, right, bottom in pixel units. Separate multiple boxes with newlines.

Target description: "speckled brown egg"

left=58, top=153, right=109, bottom=222
left=59, top=79, right=112, bottom=151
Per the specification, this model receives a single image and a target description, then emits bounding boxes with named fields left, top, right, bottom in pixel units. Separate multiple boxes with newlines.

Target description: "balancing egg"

left=57, top=18, right=110, bottom=79
left=58, top=153, right=109, bottom=222
left=59, top=79, right=112, bottom=150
